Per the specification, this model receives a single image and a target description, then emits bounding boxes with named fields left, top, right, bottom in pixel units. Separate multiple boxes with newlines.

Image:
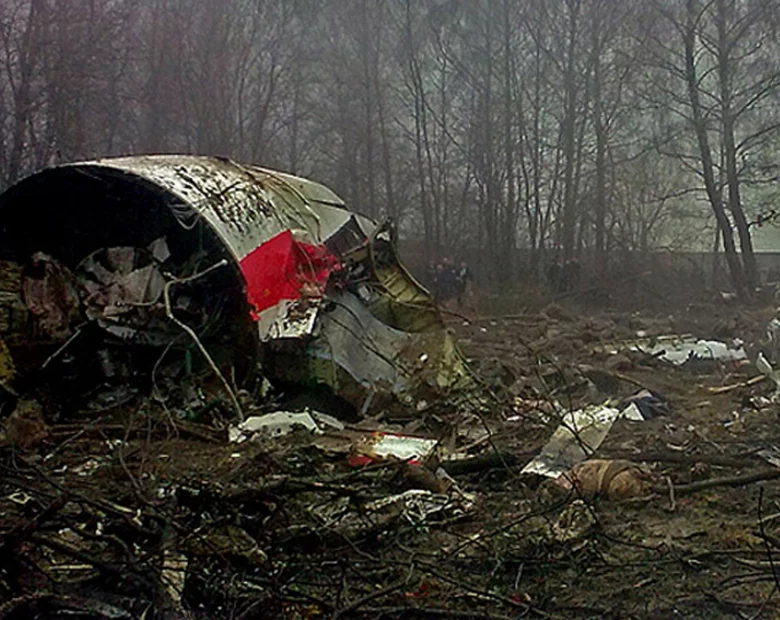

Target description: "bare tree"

left=0, top=0, right=777, bottom=298
left=643, top=0, right=780, bottom=299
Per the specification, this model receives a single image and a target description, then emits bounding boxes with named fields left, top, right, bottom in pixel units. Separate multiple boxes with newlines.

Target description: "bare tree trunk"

left=502, top=0, right=516, bottom=282
left=404, top=1, right=433, bottom=258
left=561, top=0, right=580, bottom=262
left=359, top=0, right=377, bottom=214
left=716, top=0, right=757, bottom=292
left=591, top=3, right=607, bottom=276
left=6, top=0, right=44, bottom=184
left=684, top=0, right=747, bottom=299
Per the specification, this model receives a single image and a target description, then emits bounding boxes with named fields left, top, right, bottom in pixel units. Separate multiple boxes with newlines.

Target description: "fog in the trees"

left=2, top=0, right=780, bottom=296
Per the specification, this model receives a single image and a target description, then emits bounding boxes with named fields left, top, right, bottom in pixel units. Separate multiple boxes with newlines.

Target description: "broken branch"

left=708, top=375, right=767, bottom=394
left=660, top=469, right=780, bottom=495
left=162, top=259, right=244, bottom=421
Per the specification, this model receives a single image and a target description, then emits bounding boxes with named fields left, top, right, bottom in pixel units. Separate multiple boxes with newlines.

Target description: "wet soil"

left=3, top=295, right=780, bottom=618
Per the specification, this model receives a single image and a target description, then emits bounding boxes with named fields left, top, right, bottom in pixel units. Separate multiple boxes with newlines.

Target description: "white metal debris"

left=229, top=410, right=343, bottom=443
left=353, top=432, right=439, bottom=463
left=631, top=335, right=746, bottom=366
left=522, top=405, right=630, bottom=479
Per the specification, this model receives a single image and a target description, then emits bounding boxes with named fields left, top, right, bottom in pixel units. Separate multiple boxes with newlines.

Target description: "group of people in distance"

left=423, top=255, right=580, bottom=311
left=545, top=258, right=582, bottom=293
left=427, top=257, right=473, bottom=309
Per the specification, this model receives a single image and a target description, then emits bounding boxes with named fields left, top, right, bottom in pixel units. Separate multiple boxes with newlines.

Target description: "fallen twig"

left=40, top=324, right=86, bottom=369
left=659, top=468, right=780, bottom=495
left=30, top=532, right=155, bottom=591
left=0, top=495, right=65, bottom=555
left=352, top=608, right=517, bottom=619
left=613, top=372, right=647, bottom=388
left=0, top=593, right=136, bottom=619
left=666, top=476, right=676, bottom=511
left=162, top=259, right=244, bottom=421
left=755, top=530, right=780, bottom=550
left=331, top=577, right=410, bottom=619
left=759, top=487, right=780, bottom=594
left=708, top=375, right=767, bottom=394
left=440, top=451, right=530, bottom=476
left=601, top=449, right=761, bottom=469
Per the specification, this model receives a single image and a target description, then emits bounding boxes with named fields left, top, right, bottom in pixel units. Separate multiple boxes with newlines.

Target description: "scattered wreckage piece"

left=229, top=409, right=344, bottom=442
left=756, top=352, right=780, bottom=390
left=598, top=334, right=747, bottom=370
left=316, top=488, right=475, bottom=537
left=348, top=431, right=439, bottom=466
left=229, top=409, right=442, bottom=472
left=0, top=155, right=477, bottom=419
left=521, top=405, right=623, bottom=479
left=521, top=404, right=648, bottom=479
left=619, top=389, right=670, bottom=420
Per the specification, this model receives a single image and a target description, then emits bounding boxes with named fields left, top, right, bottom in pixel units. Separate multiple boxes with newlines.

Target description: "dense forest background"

left=2, top=0, right=780, bottom=294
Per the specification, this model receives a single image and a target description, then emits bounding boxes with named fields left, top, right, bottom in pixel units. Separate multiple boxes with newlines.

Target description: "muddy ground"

left=452, top=297, right=780, bottom=619
left=3, top=289, right=780, bottom=619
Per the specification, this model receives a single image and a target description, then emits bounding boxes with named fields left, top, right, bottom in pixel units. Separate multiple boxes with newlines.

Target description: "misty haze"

left=2, top=1, right=780, bottom=618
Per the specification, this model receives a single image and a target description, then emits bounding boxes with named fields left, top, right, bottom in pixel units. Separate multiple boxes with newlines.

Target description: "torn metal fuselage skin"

left=266, top=222, right=475, bottom=414
left=0, top=155, right=474, bottom=415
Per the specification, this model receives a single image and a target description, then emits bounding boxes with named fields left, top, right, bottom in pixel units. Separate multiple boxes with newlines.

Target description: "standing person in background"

left=433, top=261, right=445, bottom=300
left=426, top=260, right=438, bottom=293
left=456, top=260, right=474, bottom=311
left=439, top=257, right=457, bottom=306
left=547, top=260, right=563, bottom=292
left=562, top=258, right=581, bottom=292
